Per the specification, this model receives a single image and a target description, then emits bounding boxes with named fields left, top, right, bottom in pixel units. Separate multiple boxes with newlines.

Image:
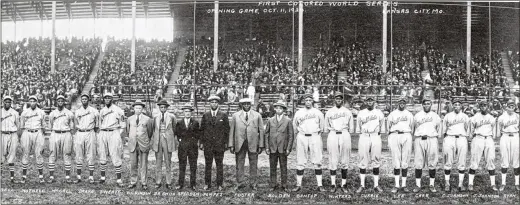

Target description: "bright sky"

left=2, top=17, right=174, bottom=42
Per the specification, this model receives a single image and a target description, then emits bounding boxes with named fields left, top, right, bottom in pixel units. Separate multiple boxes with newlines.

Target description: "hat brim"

left=132, top=103, right=146, bottom=108
left=3, top=98, right=13, bottom=101
left=80, top=94, right=90, bottom=99
left=182, top=107, right=195, bottom=111
left=157, top=103, right=170, bottom=107
left=273, top=104, right=287, bottom=109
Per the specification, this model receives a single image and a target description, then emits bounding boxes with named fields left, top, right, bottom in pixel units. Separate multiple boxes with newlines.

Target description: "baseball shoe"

left=429, top=185, right=437, bottom=193
left=499, top=185, right=505, bottom=191
left=203, top=185, right=210, bottom=191
left=99, top=178, right=106, bottom=184
left=189, top=186, right=196, bottom=191
left=251, top=184, right=258, bottom=191
left=165, top=184, right=172, bottom=190
left=355, top=186, right=365, bottom=193
left=444, top=185, right=450, bottom=192
left=176, top=185, right=184, bottom=190
left=330, top=185, right=337, bottom=193
left=117, top=181, right=125, bottom=188
left=10, top=178, right=15, bottom=184
left=66, top=178, right=73, bottom=184
left=458, top=186, right=466, bottom=192
left=217, top=186, right=224, bottom=191
left=74, top=178, right=82, bottom=184
left=402, top=187, right=410, bottom=193
left=341, top=185, right=349, bottom=193
left=19, top=177, right=26, bottom=184
left=142, top=185, right=148, bottom=190
left=89, top=178, right=95, bottom=184
left=374, top=186, right=383, bottom=193
left=280, top=187, right=287, bottom=192
left=391, top=187, right=399, bottom=193
left=413, top=186, right=421, bottom=193
left=128, top=184, right=136, bottom=189
left=291, top=186, right=301, bottom=192
left=317, top=186, right=326, bottom=192
left=47, top=177, right=55, bottom=183
left=38, top=178, right=45, bottom=184
left=468, top=184, right=474, bottom=191
left=491, top=185, right=498, bottom=191
left=515, top=185, right=520, bottom=191
left=155, top=184, right=162, bottom=189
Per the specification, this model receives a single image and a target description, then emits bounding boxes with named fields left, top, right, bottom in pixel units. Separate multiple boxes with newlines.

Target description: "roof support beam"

left=30, top=1, right=42, bottom=20
left=143, top=0, right=148, bottom=18
left=116, top=0, right=123, bottom=18
left=10, top=2, right=23, bottom=21
left=169, top=1, right=174, bottom=18
left=40, top=2, right=48, bottom=20
left=64, top=2, right=72, bottom=19
left=90, top=1, right=97, bottom=18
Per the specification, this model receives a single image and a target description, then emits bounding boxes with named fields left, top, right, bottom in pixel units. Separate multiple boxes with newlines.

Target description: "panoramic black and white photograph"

left=0, top=0, right=519, bottom=204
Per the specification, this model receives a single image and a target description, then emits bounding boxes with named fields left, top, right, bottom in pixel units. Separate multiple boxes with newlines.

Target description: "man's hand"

left=285, top=150, right=291, bottom=156
left=199, top=143, right=204, bottom=150
left=266, top=149, right=270, bottom=154
left=229, top=147, right=235, bottom=154
left=257, top=148, right=265, bottom=154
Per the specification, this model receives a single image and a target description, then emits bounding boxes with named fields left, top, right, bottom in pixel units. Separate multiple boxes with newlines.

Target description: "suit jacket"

left=126, top=114, right=154, bottom=153
left=175, top=118, right=200, bottom=149
left=200, top=110, right=230, bottom=152
left=152, top=111, right=177, bottom=152
left=228, top=110, right=265, bottom=152
left=265, top=115, right=294, bottom=153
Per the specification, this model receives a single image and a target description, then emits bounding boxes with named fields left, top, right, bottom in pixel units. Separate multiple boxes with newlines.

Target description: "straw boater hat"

left=208, top=95, right=221, bottom=102
left=273, top=100, right=287, bottom=109
left=156, top=99, right=170, bottom=107
left=181, top=103, right=195, bottom=111
left=239, top=98, right=253, bottom=104
left=132, top=99, right=146, bottom=108
left=3, top=95, right=13, bottom=102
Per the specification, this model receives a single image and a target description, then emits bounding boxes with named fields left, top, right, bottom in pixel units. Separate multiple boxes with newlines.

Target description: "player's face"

left=398, top=101, right=406, bottom=110
left=134, top=105, right=143, bottom=115
left=104, top=97, right=112, bottom=105
left=366, top=100, right=374, bottom=108
left=210, top=100, right=219, bottom=110
left=334, top=97, right=343, bottom=107
left=81, top=96, right=89, bottom=106
left=57, top=99, right=65, bottom=107
left=506, top=104, right=515, bottom=113
left=304, top=98, right=313, bottom=108
left=184, top=109, right=192, bottom=118
left=422, top=101, right=432, bottom=112
left=3, top=99, right=12, bottom=109
left=480, top=104, right=488, bottom=113
left=159, top=105, right=168, bottom=113
left=242, top=103, right=251, bottom=112
left=93, top=96, right=100, bottom=104
left=453, top=102, right=461, bottom=112
left=274, top=106, right=284, bottom=115
left=29, top=99, right=37, bottom=109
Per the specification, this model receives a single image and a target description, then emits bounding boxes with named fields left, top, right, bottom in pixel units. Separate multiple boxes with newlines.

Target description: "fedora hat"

left=156, top=99, right=170, bottom=107
left=181, top=103, right=195, bottom=111
left=132, top=100, right=146, bottom=108
left=273, top=100, right=287, bottom=109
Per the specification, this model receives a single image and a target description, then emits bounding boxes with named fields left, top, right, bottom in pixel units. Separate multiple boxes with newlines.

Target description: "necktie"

left=245, top=112, right=249, bottom=121
left=161, top=113, right=165, bottom=123
left=136, top=115, right=139, bottom=125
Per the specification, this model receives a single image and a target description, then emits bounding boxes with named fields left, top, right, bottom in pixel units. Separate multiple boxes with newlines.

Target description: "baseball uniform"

left=325, top=106, right=354, bottom=188
left=442, top=111, right=470, bottom=189
left=497, top=111, right=520, bottom=188
left=74, top=105, right=99, bottom=181
left=355, top=107, right=385, bottom=189
left=468, top=112, right=496, bottom=188
left=48, top=107, right=75, bottom=180
left=387, top=109, right=414, bottom=189
left=20, top=107, right=46, bottom=180
left=98, top=104, right=125, bottom=182
left=413, top=110, right=441, bottom=191
left=1, top=106, right=20, bottom=180
left=293, top=107, right=325, bottom=188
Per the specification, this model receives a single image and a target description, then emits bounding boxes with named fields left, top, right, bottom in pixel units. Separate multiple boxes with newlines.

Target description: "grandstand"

left=1, top=1, right=519, bottom=122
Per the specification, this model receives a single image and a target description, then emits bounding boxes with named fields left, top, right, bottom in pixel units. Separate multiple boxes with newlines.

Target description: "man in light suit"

left=229, top=98, right=265, bottom=190
left=125, top=100, right=154, bottom=190
left=152, top=99, right=177, bottom=190
left=200, top=95, right=230, bottom=191
left=265, top=100, right=294, bottom=192
left=175, top=103, right=200, bottom=191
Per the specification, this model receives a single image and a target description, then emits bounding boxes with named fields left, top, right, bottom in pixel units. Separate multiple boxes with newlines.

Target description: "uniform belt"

left=417, top=135, right=429, bottom=140
left=304, top=134, right=312, bottom=136
left=26, top=129, right=39, bottom=133
left=391, top=131, right=406, bottom=134
left=53, top=130, right=70, bottom=133
left=1, top=131, right=16, bottom=134
left=78, top=129, right=93, bottom=132
left=477, top=135, right=491, bottom=139
left=101, top=129, right=116, bottom=132
left=502, top=133, right=516, bottom=137
left=335, top=131, right=342, bottom=134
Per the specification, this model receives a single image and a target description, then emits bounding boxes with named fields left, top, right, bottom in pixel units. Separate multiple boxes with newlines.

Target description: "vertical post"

left=51, top=1, right=56, bottom=73
left=214, top=1, right=219, bottom=72
left=292, top=4, right=295, bottom=67
left=40, top=20, right=44, bottom=39
left=131, top=1, right=136, bottom=73
left=328, top=19, right=331, bottom=46
left=298, top=1, right=303, bottom=72
left=466, top=2, right=471, bottom=76
left=382, top=2, right=388, bottom=73
left=488, top=2, right=492, bottom=85
left=14, top=22, right=17, bottom=42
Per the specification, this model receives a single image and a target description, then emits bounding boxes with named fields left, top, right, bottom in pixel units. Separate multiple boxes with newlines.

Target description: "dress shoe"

left=374, top=186, right=383, bottom=193
left=402, top=187, right=410, bottom=193
left=491, top=185, right=498, bottom=191
left=203, top=185, right=211, bottom=191
left=142, top=185, right=148, bottom=190
left=291, top=186, right=301, bottom=192
left=330, top=185, right=337, bottom=193
left=165, top=184, right=172, bottom=190
left=341, top=186, right=349, bottom=193
left=429, top=185, right=437, bottom=193
left=251, top=184, right=258, bottom=191
left=317, top=186, right=326, bottom=192
left=190, top=186, right=196, bottom=191
left=468, top=184, right=474, bottom=191
left=391, top=187, right=399, bottom=193
left=176, top=185, right=184, bottom=190
left=499, top=185, right=505, bottom=191
left=128, top=184, right=137, bottom=189
left=280, top=187, right=287, bottom=192
left=355, top=186, right=365, bottom=193
left=413, top=186, right=421, bottom=193
left=458, top=186, right=466, bottom=192
left=515, top=185, right=519, bottom=191
left=217, top=186, right=224, bottom=191
left=155, top=184, right=162, bottom=189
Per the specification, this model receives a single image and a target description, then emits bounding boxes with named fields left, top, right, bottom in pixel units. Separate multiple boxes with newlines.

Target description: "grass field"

left=1, top=135, right=519, bottom=204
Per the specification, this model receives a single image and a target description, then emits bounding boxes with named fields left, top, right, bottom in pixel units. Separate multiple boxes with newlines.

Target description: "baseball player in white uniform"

left=387, top=97, right=414, bottom=193
left=355, top=96, right=385, bottom=193
left=468, top=100, right=497, bottom=191
left=1, top=96, right=19, bottom=183
left=442, top=99, right=470, bottom=192
left=413, top=97, right=442, bottom=193
left=19, top=95, right=46, bottom=184
left=497, top=100, right=520, bottom=191
left=325, top=92, right=354, bottom=193
left=98, top=93, right=125, bottom=187
left=47, top=95, right=75, bottom=183
left=73, top=94, right=100, bottom=183
left=292, top=94, right=326, bottom=192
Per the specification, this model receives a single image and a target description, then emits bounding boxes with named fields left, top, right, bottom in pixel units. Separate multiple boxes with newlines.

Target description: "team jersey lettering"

left=329, top=112, right=348, bottom=120
left=102, top=110, right=114, bottom=119
left=392, top=116, right=408, bottom=123
left=54, top=113, right=67, bottom=120
left=502, top=119, right=518, bottom=128
left=78, top=111, right=90, bottom=119
left=474, top=119, right=493, bottom=127
left=297, top=114, right=319, bottom=124
left=416, top=116, right=433, bottom=126
left=447, top=117, right=466, bottom=127
left=360, top=115, right=378, bottom=125
left=25, top=114, right=39, bottom=120
left=1, top=113, right=12, bottom=121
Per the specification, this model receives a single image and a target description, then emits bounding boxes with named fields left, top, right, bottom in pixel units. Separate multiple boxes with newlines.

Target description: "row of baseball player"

left=1, top=92, right=518, bottom=193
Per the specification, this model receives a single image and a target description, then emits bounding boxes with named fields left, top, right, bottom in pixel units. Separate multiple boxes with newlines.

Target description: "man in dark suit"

left=265, top=100, right=294, bottom=192
left=200, top=95, right=230, bottom=191
left=175, top=103, right=200, bottom=190
left=229, top=98, right=265, bottom=190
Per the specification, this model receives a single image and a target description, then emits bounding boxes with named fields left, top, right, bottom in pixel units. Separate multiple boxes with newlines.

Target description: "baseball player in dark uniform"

left=1, top=96, right=19, bottom=183
left=200, top=95, right=230, bottom=191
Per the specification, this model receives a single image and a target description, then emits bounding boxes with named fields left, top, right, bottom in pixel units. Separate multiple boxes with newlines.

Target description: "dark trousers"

left=269, top=152, right=288, bottom=188
left=204, top=149, right=224, bottom=187
left=178, top=143, right=198, bottom=187
left=236, top=140, right=258, bottom=185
